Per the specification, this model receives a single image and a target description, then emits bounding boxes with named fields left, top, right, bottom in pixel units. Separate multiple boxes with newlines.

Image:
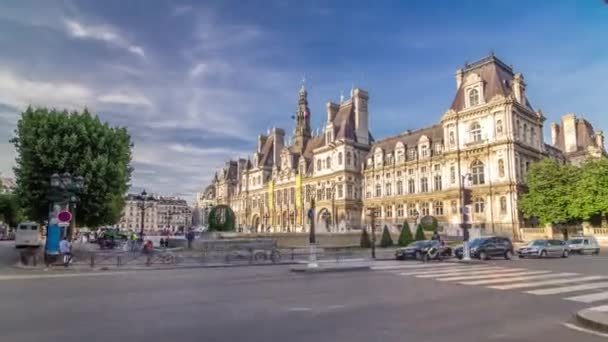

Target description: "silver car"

left=518, top=239, right=569, bottom=258
left=567, top=236, right=600, bottom=255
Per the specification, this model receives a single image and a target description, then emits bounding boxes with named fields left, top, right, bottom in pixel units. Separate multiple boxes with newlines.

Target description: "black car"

left=395, top=240, right=452, bottom=260
left=454, top=236, right=514, bottom=260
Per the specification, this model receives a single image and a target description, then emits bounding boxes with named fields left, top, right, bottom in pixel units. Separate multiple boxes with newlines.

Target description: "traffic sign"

left=57, top=210, right=73, bottom=223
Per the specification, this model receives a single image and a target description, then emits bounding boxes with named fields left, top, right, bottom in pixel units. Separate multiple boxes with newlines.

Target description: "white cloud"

left=63, top=18, right=145, bottom=57
left=0, top=68, right=92, bottom=109
left=98, top=92, right=153, bottom=107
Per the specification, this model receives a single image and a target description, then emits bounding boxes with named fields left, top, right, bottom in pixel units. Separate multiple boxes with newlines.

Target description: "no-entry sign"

left=57, top=210, right=73, bottom=223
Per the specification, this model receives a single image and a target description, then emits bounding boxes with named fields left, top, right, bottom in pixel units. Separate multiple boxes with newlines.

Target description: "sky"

left=0, top=0, right=607, bottom=203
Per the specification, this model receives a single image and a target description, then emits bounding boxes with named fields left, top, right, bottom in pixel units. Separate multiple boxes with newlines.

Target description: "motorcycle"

left=421, top=244, right=452, bottom=262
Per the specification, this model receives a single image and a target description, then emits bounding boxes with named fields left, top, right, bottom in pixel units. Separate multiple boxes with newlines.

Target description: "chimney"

left=257, top=134, right=268, bottom=153
left=513, top=73, right=526, bottom=104
left=326, top=102, right=339, bottom=123
left=455, top=69, right=464, bottom=89
left=550, top=122, right=559, bottom=146
left=562, top=114, right=578, bottom=153
left=272, top=127, right=285, bottom=166
left=353, top=88, right=369, bottom=145
left=596, top=130, right=605, bottom=151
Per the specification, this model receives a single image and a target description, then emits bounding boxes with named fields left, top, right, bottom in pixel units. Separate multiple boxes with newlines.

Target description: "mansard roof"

left=367, top=124, right=443, bottom=157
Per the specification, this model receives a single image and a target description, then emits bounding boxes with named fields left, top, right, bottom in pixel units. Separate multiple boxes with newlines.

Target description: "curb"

left=575, top=308, right=608, bottom=334
left=290, top=265, right=371, bottom=274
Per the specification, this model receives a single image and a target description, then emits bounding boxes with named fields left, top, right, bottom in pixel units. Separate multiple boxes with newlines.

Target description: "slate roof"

left=450, top=55, right=533, bottom=111
left=367, top=124, right=443, bottom=158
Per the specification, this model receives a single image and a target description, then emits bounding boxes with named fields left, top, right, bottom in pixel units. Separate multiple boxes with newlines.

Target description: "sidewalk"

left=575, top=306, right=608, bottom=333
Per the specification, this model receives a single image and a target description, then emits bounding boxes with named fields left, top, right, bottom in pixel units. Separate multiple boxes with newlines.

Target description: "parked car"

left=567, top=236, right=600, bottom=255
left=518, top=239, right=568, bottom=258
left=454, top=236, right=514, bottom=260
left=395, top=240, right=452, bottom=260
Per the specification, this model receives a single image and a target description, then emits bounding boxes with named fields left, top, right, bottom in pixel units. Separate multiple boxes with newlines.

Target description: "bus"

left=15, top=222, right=43, bottom=248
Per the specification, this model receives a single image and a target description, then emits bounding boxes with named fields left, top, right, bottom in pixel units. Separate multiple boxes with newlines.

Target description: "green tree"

left=570, top=158, right=608, bottom=221
left=519, top=158, right=580, bottom=225
left=414, top=224, right=426, bottom=240
left=360, top=228, right=371, bottom=248
left=397, top=221, right=413, bottom=246
left=207, top=205, right=236, bottom=231
left=11, top=107, right=133, bottom=227
left=0, top=193, right=25, bottom=227
left=379, top=225, right=394, bottom=247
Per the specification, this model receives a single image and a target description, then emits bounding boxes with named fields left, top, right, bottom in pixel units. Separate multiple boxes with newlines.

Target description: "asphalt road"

left=2, top=253, right=608, bottom=342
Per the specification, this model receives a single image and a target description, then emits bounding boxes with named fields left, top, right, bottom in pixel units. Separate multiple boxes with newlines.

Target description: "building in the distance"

left=204, top=54, right=605, bottom=237
left=0, top=176, right=16, bottom=194
left=117, top=193, right=192, bottom=233
left=207, top=84, right=372, bottom=233
left=193, top=184, right=216, bottom=227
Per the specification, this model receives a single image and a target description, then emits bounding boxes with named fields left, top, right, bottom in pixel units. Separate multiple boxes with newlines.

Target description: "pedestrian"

left=431, top=231, right=440, bottom=241
left=186, top=229, right=194, bottom=249
left=160, top=237, right=165, bottom=249
left=143, top=240, right=154, bottom=266
left=59, top=237, right=72, bottom=267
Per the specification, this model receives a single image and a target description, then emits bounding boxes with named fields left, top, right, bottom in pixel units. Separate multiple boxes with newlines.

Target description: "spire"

left=292, top=82, right=311, bottom=154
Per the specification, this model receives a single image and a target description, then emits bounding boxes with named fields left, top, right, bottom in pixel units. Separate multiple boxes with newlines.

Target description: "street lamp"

left=138, top=190, right=154, bottom=241
left=48, top=172, right=84, bottom=240
left=460, top=173, right=472, bottom=261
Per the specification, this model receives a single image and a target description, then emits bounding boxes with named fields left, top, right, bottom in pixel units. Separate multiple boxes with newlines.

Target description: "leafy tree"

left=380, top=225, right=394, bottom=247
left=519, top=158, right=580, bottom=225
left=397, top=221, right=413, bottom=246
left=360, top=228, right=371, bottom=248
left=570, top=158, right=608, bottom=221
left=414, top=224, right=426, bottom=241
left=11, top=107, right=133, bottom=227
left=0, top=193, right=25, bottom=227
left=207, top=205, right=236, bottom=231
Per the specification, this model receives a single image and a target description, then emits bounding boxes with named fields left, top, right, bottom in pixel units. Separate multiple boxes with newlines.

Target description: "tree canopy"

left=11, top=107, right=133, bottom=227
left=520, top=157, right=608, bottom=225
left=0, top=193, right=25, bottom=227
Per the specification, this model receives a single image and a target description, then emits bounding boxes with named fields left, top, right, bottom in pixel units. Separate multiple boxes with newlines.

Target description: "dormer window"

left=469, top=88, right=479, bottom=106
left=420, top=144, right=429, bottom=158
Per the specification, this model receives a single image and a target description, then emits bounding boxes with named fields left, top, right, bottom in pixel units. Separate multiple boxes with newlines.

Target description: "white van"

left=567, top=236, right=600, bottom=255
left=15, top=222, right=43, bottom=248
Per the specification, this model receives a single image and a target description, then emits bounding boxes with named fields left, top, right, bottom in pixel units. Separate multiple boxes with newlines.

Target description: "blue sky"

left=0, top=0, right=607, bottom=202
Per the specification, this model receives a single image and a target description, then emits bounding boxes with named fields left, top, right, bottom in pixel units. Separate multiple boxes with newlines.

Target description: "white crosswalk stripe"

left=400, top=266, right=500, bottom=276
left=490, top=275, right=607, bottom=290
left=372, top=263, right=453, bottom=271
left=460, top=272, right=577, bottom=286
left=526, top=281, right=608, bottom=296
left=565, top=291, right=608, bottom=303
left=436, top=270, right=548, bottom=282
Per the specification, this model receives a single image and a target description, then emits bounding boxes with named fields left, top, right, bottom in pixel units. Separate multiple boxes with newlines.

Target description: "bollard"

left=117, top=255, right=121, bottom=267
left=90, top=254, right=95, bottom=268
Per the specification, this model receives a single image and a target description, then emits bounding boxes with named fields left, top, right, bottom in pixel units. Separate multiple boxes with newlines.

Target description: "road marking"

left=372, top=263, right=453, bottom=271
left=287, top=307, right=312, bottom=312
left=400, top=266, right=499, bottom=276
left=566, top=290, right=608, bottom=303
left=588, top=305, right=608, bottom=312
left=526, top=281, right=608, bottom=296
left=562, top=322, right=608, bottom=338
left=414, top=267, right=507, bottom=278
left=460, top=272, right=576, bottom=286
left=0, top=271, right=130, bottom=281
left=437, top=270, right=548, bottom=282
left=489, top=276, right=607, bottom=290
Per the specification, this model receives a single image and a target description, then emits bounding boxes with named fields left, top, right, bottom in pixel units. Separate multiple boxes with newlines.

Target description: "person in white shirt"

left=59, top=238, right=72, bottom=267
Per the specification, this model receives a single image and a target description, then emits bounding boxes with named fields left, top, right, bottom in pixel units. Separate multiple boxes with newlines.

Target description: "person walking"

left=59, top=237, right=72, bottom=267
left=186, top=229, right=195, bottom=249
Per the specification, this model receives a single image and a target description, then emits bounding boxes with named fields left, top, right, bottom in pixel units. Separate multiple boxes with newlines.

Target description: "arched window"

left=346, top=152, right=352, bottom=165
left=474, top=197, right=485, bottom=213
left=498, top=159, right=505, bottom=178
left=500, top=196, right=507, bottom=214
left=421, top=202, right=430, bottom=216
left=433, top=201, right=444, bottom=216
left=326, top=156, right=331, bottom=169
left=385, top=183, right=392, bottom=196
left=375, top=184, right=381, bottom=197
left=338, top=152, right=343, bottom=165
left=420, top=177, right=429, bottom=193
left=408, top=179, right=415, bottom=193
left=449, top=131, right=455, bottom=145
left=317, top=159, right=322, bottom=171
left=470, top=122, right=482, bottom=142
left=523, top=123, right=528, bottom=143
left=469, top=88, right=479, bottom=106
left=471, top=160, right=485, bottom=185
left=396, top=180, right=403, bottom=195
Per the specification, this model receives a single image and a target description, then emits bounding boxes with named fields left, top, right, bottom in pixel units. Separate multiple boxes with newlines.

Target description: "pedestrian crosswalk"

left=373, top=262, right=608, bottom=306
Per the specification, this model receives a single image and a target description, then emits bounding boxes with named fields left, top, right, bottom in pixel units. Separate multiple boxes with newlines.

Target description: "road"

left=2, top=252, right=608, bottom=341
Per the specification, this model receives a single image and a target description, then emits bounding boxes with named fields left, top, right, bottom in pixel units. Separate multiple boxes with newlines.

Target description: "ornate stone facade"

left=117, top=194, right=192, bottom=233
left=210, top=85, right=372, bottom=233
left=206, top=54, right=605, bottom=236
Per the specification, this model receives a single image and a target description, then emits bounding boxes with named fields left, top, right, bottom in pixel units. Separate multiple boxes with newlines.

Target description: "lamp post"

left=460, top=173, right=472, bottom=261
left=366, top=207, right=378, bottom=259
left=413, top=209, right=419, bottom=227
left=138, top=190, right=154, bottom=241
left=307, top=197, right=317, bottom=268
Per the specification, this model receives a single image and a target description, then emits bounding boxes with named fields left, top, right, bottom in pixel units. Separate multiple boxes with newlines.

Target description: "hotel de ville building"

left=202, top=54, right=605, bottom=237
